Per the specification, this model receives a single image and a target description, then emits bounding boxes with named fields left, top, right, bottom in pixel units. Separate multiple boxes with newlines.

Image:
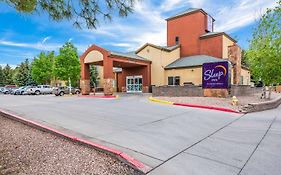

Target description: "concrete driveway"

left=0, top=94, right=280, bottom=175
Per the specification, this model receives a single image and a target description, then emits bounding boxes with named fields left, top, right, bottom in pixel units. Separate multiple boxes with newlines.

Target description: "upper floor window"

left=175, top=36, right=179, bottom=45
left=207, top=15, right=213, bottom=32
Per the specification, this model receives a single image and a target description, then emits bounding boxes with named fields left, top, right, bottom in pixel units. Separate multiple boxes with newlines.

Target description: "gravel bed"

left=157, top=92, right=281, bottom=111
left=0, top=115, right=142, bottom=175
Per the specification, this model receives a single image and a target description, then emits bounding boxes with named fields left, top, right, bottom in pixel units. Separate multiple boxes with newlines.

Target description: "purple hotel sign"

left=202, top=61, right=230, bottom=89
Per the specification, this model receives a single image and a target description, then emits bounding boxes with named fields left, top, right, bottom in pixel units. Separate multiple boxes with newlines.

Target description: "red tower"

left=166, top=8, right=215, bottom=57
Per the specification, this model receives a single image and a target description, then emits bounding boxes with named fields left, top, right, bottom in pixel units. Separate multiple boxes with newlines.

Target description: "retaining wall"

left=152, top=85, right=203, bottom=97
left=242, top=95, right=281, bottom=113
left=152, top=85, right=262, bottom=97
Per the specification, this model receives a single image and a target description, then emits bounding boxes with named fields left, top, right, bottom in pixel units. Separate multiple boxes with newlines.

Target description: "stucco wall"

left=137, top=45, right=180, bottom=86
left=164, top=67, right=202, bottom=86
left=167, top=11, right=206, bottom=57
left=241, top=68, right=251, bottom=85
left=222, top=35, right=235, bottom=59
left=200, top=35, right=223, bottom=58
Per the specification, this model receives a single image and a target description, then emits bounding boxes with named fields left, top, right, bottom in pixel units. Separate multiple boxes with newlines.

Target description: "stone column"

left=228, top=45, right=241, bottom=85
left=80, top=61, right=90, bottom=95
left=103, top=57, right=114, bottom=96
left=80, top=80, right=90, bottom=95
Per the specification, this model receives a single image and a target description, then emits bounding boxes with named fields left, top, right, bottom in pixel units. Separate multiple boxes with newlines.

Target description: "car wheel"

left=35, top=90, right=40, bottom=95
left=59, top=91, right=64, bottom=96
left=75, top=91, right=80, bottom=94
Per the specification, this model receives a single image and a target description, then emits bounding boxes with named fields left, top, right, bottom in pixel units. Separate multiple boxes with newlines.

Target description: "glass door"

left=126, top=76, right=143, bottom=93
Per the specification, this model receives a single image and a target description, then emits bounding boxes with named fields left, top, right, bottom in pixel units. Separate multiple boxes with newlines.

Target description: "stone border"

left=0, top=109, right=149, bottom=174
left=241, top=95, right=281, bottom=113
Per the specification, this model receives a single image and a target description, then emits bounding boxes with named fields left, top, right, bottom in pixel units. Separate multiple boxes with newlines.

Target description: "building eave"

left=135, top=43, right=180, bottom=54
left=200, top=32, right=237, bottom=43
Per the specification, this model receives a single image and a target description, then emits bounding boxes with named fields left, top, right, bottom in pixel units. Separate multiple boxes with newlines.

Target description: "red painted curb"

left=79, top=95, right=117, bottom=99
left=173, top=103, right=240, bottom=114
left=0, top=109, right=150, bottom=173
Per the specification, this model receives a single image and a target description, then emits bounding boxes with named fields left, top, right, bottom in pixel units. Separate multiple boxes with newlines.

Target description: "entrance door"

left=126, top=76, right=143, bottom=93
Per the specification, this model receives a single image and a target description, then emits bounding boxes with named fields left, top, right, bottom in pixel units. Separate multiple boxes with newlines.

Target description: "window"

left=207, top=15, right=213, bottom=32
left=175, top=36, right=179, bottom=45
left=168, top=76, right=180, bottom=86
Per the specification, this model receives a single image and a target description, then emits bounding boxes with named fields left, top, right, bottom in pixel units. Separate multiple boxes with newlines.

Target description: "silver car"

left=26, top=85, right=53, bottom=95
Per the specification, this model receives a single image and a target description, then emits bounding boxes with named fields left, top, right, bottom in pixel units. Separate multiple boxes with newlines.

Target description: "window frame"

left=168, top=76, right=180, bottom=86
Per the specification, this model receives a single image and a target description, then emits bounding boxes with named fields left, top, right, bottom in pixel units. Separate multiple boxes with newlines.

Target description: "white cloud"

left=0, top=39, right=60, bottom=51
left=187, top=0, right=206, bottom=8
left=215, top=0, right=277, bottom=32
left=42, top=36, right=51, bottom=44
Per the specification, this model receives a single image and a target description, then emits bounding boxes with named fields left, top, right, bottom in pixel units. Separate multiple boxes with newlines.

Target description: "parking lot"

left=0, top=94, right=280, bottom=174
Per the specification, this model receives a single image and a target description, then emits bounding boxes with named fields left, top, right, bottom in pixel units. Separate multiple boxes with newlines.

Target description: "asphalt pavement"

left=0, top=94, right=280, bottom=174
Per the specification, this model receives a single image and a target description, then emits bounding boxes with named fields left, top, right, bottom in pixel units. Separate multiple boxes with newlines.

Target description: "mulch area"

left=0, top=115, right=142, bottom=175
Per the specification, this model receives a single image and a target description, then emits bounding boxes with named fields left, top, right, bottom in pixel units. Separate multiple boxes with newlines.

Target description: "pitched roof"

left=200, top=32, right=237, bottom=43
left=166, top=8, right=214, bottom=21
left=135, top=43, right=180, bottom=54
left=110, top=51, right=151, bottom=62
left=165, top=55, right=229, bottom=69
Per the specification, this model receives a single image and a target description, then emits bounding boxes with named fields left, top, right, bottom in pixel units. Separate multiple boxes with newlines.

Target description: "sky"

left=0, top=0, right=278, bottom=68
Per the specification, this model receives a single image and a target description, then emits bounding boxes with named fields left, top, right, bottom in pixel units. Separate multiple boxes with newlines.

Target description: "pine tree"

left=0, top=65, right=4, bottom=86
left=15, top=59, right=31, bottom=86
left=3, top=64, right=14, bottom=85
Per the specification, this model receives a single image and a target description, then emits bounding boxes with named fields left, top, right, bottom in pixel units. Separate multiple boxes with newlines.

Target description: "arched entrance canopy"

left=80, top=45, right=151, bottom=95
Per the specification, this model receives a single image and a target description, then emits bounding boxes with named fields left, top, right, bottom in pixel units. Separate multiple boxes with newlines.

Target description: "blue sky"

left=0, top=0, right=277, bottom=68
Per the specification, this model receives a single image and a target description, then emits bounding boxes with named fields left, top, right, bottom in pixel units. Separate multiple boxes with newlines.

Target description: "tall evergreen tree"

left=3, top=64, right=14, bottom=85
left=0, top=65, right=4, bottom=86
left=14, top=59, right=31, bottom=86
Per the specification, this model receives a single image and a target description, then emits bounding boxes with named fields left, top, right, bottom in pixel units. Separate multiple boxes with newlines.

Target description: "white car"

left=26, top=85, right=53, bottom=95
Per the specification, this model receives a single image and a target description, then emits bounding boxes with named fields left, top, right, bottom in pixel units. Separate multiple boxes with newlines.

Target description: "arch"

left=84, top=50, right=104, bottom=63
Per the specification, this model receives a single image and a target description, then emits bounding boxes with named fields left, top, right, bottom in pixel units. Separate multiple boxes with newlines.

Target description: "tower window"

left=175, top=36, right=179, bottom=45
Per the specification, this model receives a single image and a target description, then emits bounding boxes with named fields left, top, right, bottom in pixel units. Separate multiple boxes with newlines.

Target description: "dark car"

left=53, top=86, right=81, bottom=96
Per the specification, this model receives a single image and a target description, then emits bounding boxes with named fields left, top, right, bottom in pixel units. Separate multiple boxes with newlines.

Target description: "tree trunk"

left=69, top=77, right=72, bottom=95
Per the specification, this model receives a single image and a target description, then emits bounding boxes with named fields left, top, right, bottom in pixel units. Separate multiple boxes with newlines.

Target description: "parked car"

left=13, top=86, right=31, bottom=95
left=53, top=86, right=81, bottom=96
left=26, top=85, right=53, bottom=95
left=0, top=87, right=4, bottom=93
left=1, top=87, right=16, bottom=94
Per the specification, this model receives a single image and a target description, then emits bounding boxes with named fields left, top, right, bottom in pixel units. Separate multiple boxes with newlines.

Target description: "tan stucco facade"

left=222, top=35, right=235, bottom=59
left=241, top=68, right=251, bottom=85
left=137, top=44, right=180, bottom=86
left=164, top=67, right=202, bottom=85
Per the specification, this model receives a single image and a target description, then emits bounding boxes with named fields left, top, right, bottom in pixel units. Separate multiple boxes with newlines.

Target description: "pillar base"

left=104, top=79, right=114, bottom=96
left=203, top=89, right=229, bottom=98
left=80, top=79, right=90, bottom=95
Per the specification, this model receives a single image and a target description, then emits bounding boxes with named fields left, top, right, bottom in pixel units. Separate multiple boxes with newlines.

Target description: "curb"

left=148, top=96, right=174, bottom=105
left=79, top=95, right=118, bottom=99
left=0, top=109, right=149, bottom=174
left=149, top=96, right=240, bottom=114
